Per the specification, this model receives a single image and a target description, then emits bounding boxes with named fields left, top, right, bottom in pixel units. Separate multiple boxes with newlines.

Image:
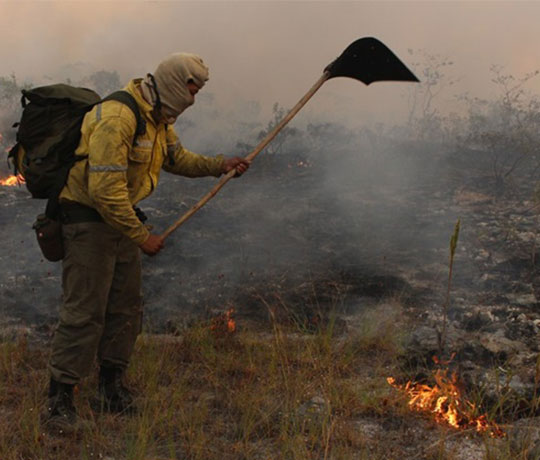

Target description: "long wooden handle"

left=160, top=71, right=330, bottom=240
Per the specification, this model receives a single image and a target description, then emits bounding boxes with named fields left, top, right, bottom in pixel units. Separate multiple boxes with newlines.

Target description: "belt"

left=59, top=202, right=148, bottom=224
left=59, top=202, right=104, bottom=224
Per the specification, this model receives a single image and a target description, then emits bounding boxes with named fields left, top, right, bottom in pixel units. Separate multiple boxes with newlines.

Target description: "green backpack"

left=8, top=83, right=145, bottom=217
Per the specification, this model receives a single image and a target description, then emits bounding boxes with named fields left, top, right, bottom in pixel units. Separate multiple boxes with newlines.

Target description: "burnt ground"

left=1, top=135, right=540, bottom=456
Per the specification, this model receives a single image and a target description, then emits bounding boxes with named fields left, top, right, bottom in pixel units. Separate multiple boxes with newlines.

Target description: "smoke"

left=3, top=1, right=540, bottom=127
left=2, top=1, right=540, bottom=329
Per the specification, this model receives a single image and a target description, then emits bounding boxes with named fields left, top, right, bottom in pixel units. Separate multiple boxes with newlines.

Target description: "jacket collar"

left=125, top=78, right=159, bottom=127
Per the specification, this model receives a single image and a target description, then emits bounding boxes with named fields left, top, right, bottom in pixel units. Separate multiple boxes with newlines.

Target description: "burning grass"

left=0, top=174, right=24, bottom=186
left=387, top=367, right=505, bottom=438
left=0, top=301, right=534, bottom=460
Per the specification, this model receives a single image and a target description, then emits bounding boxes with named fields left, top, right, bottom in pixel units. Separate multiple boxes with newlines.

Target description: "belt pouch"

left=33, top=214, right=64, bottom=262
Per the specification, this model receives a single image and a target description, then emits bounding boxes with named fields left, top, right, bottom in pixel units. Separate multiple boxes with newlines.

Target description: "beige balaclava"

left=141, top=52, right=209, bottom=122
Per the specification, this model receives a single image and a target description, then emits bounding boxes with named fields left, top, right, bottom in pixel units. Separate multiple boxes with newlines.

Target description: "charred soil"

left=1, top=138, right=540, bottom=459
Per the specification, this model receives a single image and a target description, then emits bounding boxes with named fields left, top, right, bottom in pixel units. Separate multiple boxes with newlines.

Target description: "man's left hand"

left=221, top=157, right=251, bottom=177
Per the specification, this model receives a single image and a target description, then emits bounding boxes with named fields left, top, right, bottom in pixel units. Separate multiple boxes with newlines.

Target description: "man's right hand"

left=139, top=234, right=164, bottom=256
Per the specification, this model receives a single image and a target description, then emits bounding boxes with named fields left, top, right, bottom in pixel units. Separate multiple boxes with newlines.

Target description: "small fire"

left=210, top=307, right=236, bottom=335
left=226, top=309, right=236, bottom=333
left=388, top=367, right=505, bottom=438
left=0, top=174, right=24, bottom=187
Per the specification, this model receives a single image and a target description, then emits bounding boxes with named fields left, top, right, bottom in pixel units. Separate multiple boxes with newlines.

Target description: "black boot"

left=97, top=366, right=136, bottom=414
left=42, top=378, right=81, bottom=434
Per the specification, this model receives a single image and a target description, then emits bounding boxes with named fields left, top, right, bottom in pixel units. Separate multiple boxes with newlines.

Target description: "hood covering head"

left=144, top=52, right=209, bottom=120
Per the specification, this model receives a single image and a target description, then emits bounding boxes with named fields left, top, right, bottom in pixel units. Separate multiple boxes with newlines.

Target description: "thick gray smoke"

left=3, top=2, right=540, bottom=127
left=2, top=49, right=540, bottom=331
left=0, top=89, right=452, bottom=332
left=3, top=1, right=540, bottom=334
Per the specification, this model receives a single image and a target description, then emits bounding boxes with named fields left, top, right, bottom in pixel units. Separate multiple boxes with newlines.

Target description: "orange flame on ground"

left=387, top=369, right=505, bottom=438
left=225, top=308, right=236, bottom=333
left=210, top=308, right=236, bottom=334
left=0, top=174, right=24, bottom=186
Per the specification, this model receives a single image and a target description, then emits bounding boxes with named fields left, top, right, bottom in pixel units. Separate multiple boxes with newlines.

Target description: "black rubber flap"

left=325, top=37, right=419, bottom=85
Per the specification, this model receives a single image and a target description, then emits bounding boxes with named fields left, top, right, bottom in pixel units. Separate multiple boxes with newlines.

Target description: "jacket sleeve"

left=87, top=105, right=150, bottom=245
left=162, top=125, right=224, bottom=177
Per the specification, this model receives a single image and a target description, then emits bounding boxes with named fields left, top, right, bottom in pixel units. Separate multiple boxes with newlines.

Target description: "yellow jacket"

left=59, top=78, right=224, bottom=244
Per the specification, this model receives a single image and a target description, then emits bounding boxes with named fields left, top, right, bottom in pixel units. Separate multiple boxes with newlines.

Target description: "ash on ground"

left=1, top=134, right=540, bottom=452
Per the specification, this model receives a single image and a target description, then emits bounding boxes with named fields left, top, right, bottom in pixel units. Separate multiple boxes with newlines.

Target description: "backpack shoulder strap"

left=101, top=90, right=146, bottom=140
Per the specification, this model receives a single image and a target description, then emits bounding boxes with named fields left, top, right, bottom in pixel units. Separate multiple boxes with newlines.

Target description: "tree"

left=463, top=66, right=540, bottom=197
left=0, top=74, right=25, bottom=149
left=256, top=103, right=300, bottom=156
left=84, top=70, right=121, bottom=96
left=406, top=49, right=457, bottom=142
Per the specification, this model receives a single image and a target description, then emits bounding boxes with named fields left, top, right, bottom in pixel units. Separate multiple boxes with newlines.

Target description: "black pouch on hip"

left=32, top=214, right=64, bottom=262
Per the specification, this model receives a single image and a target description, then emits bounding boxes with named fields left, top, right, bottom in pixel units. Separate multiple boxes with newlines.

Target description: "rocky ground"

left=1, top=137, right=539, bottom=458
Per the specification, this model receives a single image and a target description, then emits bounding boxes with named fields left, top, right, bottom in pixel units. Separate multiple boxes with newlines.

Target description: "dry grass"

left=0, top=301, right=534, bottom=460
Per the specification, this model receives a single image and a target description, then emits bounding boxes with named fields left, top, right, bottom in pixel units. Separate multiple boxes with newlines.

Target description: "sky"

left=1, top=0, right=540, bottom=128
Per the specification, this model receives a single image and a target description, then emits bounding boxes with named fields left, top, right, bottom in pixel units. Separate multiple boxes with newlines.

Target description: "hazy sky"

left=2, top=1, right=540, bottom=126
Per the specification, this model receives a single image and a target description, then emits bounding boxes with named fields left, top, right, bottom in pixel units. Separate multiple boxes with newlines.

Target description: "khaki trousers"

left=49, top=222, right=143, bottom=384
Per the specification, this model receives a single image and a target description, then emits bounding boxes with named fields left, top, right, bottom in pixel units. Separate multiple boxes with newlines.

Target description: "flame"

left=0, top=174, right=24, bottom=186
left=387, top=368, right=505, bottom=438
left=210, top=307, right=236, bottom=335
left=227, top=309, right=236, bottom=333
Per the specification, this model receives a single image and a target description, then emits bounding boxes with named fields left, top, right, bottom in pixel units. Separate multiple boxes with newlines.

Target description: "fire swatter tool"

left=161, top=37, right=419, bottom=239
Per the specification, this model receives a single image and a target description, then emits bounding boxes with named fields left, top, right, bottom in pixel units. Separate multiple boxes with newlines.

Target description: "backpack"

left=8, top=83, right=146, bottom=217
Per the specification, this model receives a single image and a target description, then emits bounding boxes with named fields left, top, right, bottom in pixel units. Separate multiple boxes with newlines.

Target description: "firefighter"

left=43, top=53, right=249, bottom=433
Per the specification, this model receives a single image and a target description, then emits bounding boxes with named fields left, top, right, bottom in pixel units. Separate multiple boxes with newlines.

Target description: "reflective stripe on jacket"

left=59, top=78, right=224, bottom=245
